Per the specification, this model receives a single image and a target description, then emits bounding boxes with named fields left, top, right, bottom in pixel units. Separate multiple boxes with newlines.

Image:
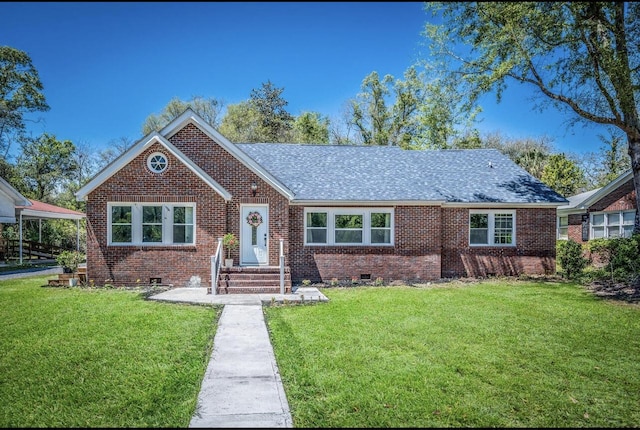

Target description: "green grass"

left=0, top=275, right=220, bottom=428
left=265, top=280, right=640, bottom=428
left=3, top=275, right=640, bottom=428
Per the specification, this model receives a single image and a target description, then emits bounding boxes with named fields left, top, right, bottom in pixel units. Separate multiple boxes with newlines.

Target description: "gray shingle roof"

left=558, top=188, right=601, bottom=210
left=236, top=143, right=568, bottom=204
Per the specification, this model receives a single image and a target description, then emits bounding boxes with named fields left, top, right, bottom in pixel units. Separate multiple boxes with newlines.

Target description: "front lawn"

left=3, top=275, right=639, bottom=427
left=0, top=276, right=220, bottom=428
left=265, top=279, right=640, bottom=428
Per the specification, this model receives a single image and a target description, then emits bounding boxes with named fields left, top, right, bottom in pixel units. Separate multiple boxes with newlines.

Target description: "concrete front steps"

left=216, top=266, right=292, bottom=294
left=48, top=266, right=87, bottom=286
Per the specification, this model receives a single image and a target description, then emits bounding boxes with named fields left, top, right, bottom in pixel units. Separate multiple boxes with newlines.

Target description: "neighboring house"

left=0, top=176, right=30, bottom=224
left=557, top=170, right=636, bottom=243
left=0, top=177, right=85, bottom=263
left=75, top=109, right=568, bottom=292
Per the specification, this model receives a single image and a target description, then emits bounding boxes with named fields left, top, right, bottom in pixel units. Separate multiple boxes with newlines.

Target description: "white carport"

left=14, top=200, right=85, bottom=264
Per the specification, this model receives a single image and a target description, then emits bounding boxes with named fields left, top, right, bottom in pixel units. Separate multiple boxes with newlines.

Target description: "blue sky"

left=2, top=1, right=606, bottom=159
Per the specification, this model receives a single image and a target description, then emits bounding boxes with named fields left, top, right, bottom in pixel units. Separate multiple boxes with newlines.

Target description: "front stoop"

left=48, top=266, right=87, bottom=286
left=217, top=266, right=292, bottom=294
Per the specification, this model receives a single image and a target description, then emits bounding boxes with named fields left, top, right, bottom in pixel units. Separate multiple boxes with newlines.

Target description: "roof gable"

left=161, top=109, right=294, bottom=199
left=558, top=170, right=633, bottom=213
left=75, top=131, right=232, bottom=201
left=0, top=176, right=29, bottom=206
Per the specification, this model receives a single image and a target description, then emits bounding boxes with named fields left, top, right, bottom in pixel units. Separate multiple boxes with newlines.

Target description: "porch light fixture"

left=251, top=182, right=257, bottom=197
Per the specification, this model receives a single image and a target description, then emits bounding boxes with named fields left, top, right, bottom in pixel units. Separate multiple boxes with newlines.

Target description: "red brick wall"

left=567, top=214, right=586, bottom=243
left=86, top=142, right=225, bottom=287
left=590, top=179, right=636, bottom=212
left=288, top=205, right=442, bottom=283
left=441, top=207, right=557, bottom=278
left=85, top=124, right=291, bottom=287
left=168, top=124, right=291, bottom=266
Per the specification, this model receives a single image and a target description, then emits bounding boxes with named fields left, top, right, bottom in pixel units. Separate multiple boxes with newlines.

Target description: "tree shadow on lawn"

left=584, top=278, right=640, bottom=304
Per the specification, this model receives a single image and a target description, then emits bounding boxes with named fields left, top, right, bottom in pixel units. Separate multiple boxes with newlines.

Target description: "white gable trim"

left=0, top=176, right=30, bottom=206
left=161, top=109, right=295, bottom=200
left=75, top=132, right=232, bottom=201
left=579, top=170, right=633, bottom=209
left=556, top=170, right=634, bottom=216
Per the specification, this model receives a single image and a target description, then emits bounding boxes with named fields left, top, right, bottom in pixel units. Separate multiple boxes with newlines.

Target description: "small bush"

left=587, top=235, right=640, bottom=282
left=556, top=239, right=588, bottom=280
left=56, top=250, right=85, bottom=274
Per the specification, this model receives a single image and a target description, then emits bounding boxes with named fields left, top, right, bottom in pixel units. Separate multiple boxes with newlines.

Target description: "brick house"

left=557, top=170, right=637, bottom=243
left=76, top=109, right=567, bottom=293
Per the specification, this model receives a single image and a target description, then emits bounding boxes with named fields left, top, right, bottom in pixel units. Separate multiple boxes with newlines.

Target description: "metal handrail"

left=209, top=238, right=223, bottom=295
left=279, top=238, right=285, bottom=294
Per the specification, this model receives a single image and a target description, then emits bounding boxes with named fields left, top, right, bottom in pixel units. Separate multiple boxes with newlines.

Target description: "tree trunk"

left=629, top=138, right=640, bottom=234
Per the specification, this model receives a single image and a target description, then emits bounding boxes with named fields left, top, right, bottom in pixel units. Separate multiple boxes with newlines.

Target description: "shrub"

left=56, top=250, right=85, bottom=274
left=222, top=233, right=238, bottom=259
left=556, top=239, right=588, bottom=280
left=587, top=235, right=640, bottom=282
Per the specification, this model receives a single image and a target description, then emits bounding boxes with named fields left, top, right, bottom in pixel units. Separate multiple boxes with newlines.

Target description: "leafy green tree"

left=141, top=95, right=225, bottom=135
left=293, top=112, right=329, bottom=144
left=482, top=131, right=554, bottom=179
left=218, top=101, right=266, bottom=143
left=424, top=2, right=640, bottom=229
left=15, top=133, right=77, bottom=202
left=349, top=66, right=480, bottom=149
left=412, top=65, right=481, bottom=149
left=0, top=46, right=49, bottom=159
left=351, top=71, right=393, bottom=146
left=55, top=140, right=103, bottom=211
left=390, top=67, right=428, bottom=149
left=249, top=80, right=294, bottom=143
left=541, top=153, right=586, bottom=197
left=581, top=129, right=631, bottom=188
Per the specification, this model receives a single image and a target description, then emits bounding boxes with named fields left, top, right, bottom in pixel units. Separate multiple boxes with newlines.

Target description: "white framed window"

left=557, top=215, right=568, bottom=240
left=304, top=208, right=394, bottom=246
left=590, top=210, right=635, bottom=239
left=147, top=152, right=168, bottom=173
left=469, top=210, right=515, bottom=246
left=108, top=203, right=195, bottom=245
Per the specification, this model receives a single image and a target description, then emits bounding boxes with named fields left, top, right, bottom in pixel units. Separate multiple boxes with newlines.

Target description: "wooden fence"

left=0, top=239, right=72, bottom=261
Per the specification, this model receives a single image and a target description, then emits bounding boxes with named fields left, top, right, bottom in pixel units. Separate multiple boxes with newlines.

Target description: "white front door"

left=241, top=205, right=268, bottom=265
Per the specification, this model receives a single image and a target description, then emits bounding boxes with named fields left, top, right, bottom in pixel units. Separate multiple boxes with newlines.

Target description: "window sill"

left=469, top=244, right=516, bottom=247
left=304, top=243, right=394, bottom=247
left=108, top=243, right=197, bottom=249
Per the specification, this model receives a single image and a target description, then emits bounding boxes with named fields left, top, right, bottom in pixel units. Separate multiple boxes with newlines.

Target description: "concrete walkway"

left=149, top=287, right=329, bottom=428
